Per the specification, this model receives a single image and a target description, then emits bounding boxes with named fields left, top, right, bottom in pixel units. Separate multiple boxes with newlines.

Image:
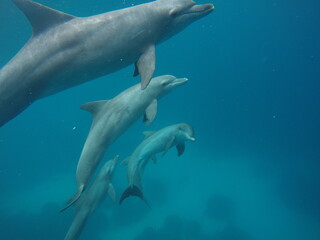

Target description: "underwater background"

left=0, top=0, right=319, bottom=239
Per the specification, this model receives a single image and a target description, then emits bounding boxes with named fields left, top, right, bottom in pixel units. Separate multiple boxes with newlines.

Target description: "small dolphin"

left=119, top=123, right=195, bottom=205
left=0, top=0, right=214, bottom=126
left=64, top=155, right=118, bottom=240
left=60, top=75, right=188, bottom=212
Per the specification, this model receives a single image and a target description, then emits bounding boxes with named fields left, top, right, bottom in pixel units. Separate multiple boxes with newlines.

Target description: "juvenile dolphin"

left=119, top=123, right=195, bottom=205
left=0, top=0, right=213, bottom=127
left=60, top=75, right=188, bottom=212
left=64, top=155, right=118, bottom=240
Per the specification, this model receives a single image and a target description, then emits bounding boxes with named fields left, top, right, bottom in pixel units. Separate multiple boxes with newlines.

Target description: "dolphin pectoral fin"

left=162, top=136, right=175, bottom=157
left=80, top=100, right=109, bottom=117
left=176, top=143, right=185, bottom=156
left=12, top=0, right=75, bottom=36
left=60, top=186, right=84, bottom=213
left=136, top=44, right=156, bottom=89
left=144, top=99, right=157, bottom=126
left=119, top=185, right=144, bottom=204
left=133, top=62, right=139, bottom=77
left=108, top=183, right=116, bottom=202
left=142, top=114, right=148, bottom=123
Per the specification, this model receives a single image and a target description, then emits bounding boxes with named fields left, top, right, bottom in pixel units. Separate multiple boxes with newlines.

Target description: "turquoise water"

left=0, top=0, right=319, bottom=239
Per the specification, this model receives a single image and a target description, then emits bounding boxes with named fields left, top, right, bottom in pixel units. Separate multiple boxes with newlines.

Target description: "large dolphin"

left=60, top=75, right=188, bottom=212
left=64, top=155, right=118, bottom=240
left=119, top=123, right=195, bottom=205
left=0, top=0, right=213, bottom=127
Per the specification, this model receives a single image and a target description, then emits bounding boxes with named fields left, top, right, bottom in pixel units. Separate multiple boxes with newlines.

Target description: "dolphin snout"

left=199, top=3, right=214, bottom=14
left=188, top=136, right=196, bottom=141
left=205, top=3, right=214, bottom=11
left=188, top=3, right=214, bottom=15
left=173, top=77, right=188, bottom=86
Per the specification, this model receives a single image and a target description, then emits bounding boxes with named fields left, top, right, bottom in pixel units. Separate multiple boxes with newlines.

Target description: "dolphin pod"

left=0, top=0, right=214, bottom=239
left=0, top=0, right=213, bottom=127
left=119, top=123, right=196, bottom=205
left=64, top=155, right=118, bottom=240
left=60, top=75, right=188, bottom=212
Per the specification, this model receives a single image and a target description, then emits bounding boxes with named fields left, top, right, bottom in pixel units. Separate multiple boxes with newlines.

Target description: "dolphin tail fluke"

left=60, top=186, right=84, bottom=213
left=119, top=185, right=150, bottom=207
left=119, top=185, right=143, bottom=204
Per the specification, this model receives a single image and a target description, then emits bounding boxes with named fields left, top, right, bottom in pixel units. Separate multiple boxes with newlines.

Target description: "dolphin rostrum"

left=64, top=155, right=118, bottom=240
left=119, top=123, right=195, bottom=205
left=60, top=75, right=188, bottom=212
left=0, top=0, right=214, bottom=127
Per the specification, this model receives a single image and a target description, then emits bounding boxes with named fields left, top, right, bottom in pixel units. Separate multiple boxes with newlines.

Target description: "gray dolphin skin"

left=0, top=0, right=214, bottom=127
left=64, top=155, right=118, bottom=240
left=119, top=123, right=195, bottom=205
left=60, top=75, right=188, bottom=212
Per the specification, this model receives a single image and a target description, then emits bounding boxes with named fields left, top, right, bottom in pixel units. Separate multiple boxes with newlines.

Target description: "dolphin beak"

left=172, top=77, right=188, bottom=87
left=188, top=136, right=196, bottom=142
left=186, top=3, right=214, bottom=16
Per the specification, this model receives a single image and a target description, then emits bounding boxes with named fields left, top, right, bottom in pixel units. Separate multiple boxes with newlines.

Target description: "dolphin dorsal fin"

left=142, top=131, right=156, bottom=139
left=80, top=100, right=109, bottom=116
left=12, top=0, right=75, bottom=36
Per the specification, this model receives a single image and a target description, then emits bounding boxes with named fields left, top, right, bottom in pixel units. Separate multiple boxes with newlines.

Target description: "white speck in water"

left=72, top=126, right=76, bottom=130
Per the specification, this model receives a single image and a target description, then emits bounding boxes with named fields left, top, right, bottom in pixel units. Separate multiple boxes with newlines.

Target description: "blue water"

left=0, top=0, right=319, bottom=239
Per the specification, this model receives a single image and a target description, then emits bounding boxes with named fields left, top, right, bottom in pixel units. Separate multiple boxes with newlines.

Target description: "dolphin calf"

left=119, top=123, right=195, bottom=205
left=0, top=0, right=213, bottom=127
left=60, top=75, right=188, bottom=212
left=64, top=155, right=118, bottom=240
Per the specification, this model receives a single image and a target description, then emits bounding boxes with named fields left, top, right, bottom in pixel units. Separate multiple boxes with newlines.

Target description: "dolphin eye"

left=169, top=8, right=179, bottom=18
left=161, top=80, right=170, bottom=86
